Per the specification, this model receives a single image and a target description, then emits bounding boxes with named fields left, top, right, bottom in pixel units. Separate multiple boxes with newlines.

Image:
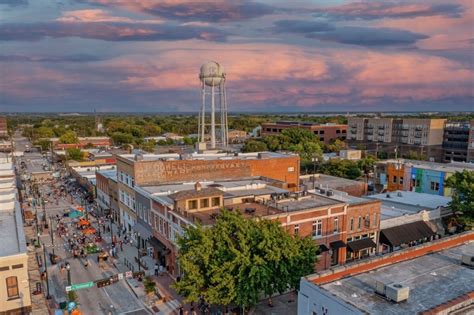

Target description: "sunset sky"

left=0, top=0, right=472, bottom=112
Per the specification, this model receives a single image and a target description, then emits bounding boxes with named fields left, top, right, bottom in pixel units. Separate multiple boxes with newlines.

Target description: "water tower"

left=198, top=61, right=228, bottom=149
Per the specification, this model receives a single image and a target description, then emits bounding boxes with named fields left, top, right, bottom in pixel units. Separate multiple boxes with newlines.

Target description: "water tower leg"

left=211, top=83, right=216, bottom=148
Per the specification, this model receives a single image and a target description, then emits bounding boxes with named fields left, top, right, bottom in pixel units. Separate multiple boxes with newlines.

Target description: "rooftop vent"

left=385, top=283, right=409, bottom=302
left=397, top=192, right=403, bottom=197
left=134, top=153, right=143, bottom=161
left=194, top=182, right=202, bottom=191
left=386, top=193, right=391, bottom=198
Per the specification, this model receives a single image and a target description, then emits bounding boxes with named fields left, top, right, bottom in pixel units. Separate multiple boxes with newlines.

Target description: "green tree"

left=36, top=139, right=52, bottom=152
left=242, top=140, right=268, bottom=152
left=140, top=141, right=156, bottom=153
left=325, top=139, right=346, bottom=153
left=66, top=148, right=83, bottom=161
left=446, top=170, right=474, bottom=229
left=35, top=126, right=55, bottom=139
left=59, top=131, right=79, bottom=144
left=111, top=132, right=134, bottom=145
left=174, top=210, right=318, bottom=311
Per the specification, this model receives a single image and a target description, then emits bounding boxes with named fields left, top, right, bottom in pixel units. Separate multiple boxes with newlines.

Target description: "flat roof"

left=310, top=189, right=371, bottom=206
left=368, top=191, right=451, bottom=210
left=189, top=202, right=283, bottom=225
left=277, top=195, right=341, bottom=212
left=302, top=174, right=364, bottom=189
left=381, top=159, right=474, bottom=173
left=320, top=242, right=474, bottom=315
left=118, top=151, right=296, bottom=162
left=96, top=169, right=117, bottom=180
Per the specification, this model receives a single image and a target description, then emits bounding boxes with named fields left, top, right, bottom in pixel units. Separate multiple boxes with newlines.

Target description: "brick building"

left=115, top=152, right=300, bottom=233
left=50, top=136, right=112, bottom=150
left=261, top=121, right=347, bottom=144
left=0, top=117, right=8, bottom=139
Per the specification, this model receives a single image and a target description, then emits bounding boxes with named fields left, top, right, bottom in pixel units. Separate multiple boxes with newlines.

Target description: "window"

left=320, top=130, right=325, bottom=135
left=212, top=197, right=220, bottom=207
left=365, top=215, right=370, bottom=228
left=393, top=176, right=397, bottom=184
left=200, top=198, right=209, bottom=208
left=430, top=181, right=440, bottom=191
left=400, top=177, right=404, bottom=184
left=358, top=216, right=362, bottom=229
left=188, top=200, right=198, bottom=210
left=294, top=224, right=299, bottom=235
left=333, top=217, right=339, bottom=233
left=336, top=129, right=340, bottom=134
left=350, top=218, right=354, bottom=231
left=6, top=276, right=19, bottom=298
left=373, top=213, right=377, bottom=227
left=312, top=220, right=322, bottom=237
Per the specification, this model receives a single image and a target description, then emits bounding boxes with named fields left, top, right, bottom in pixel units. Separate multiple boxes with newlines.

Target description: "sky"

left=0, top=0, right=472, bottom=113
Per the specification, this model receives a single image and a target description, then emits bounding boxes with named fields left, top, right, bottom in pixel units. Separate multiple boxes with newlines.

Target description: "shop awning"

left=380, top=221, right=435, bottom=247
left=132, top=222, right=152, bottom=240
left=330, top=240, right=346, bottom=249
left=347, top=238, right=376, bottom=252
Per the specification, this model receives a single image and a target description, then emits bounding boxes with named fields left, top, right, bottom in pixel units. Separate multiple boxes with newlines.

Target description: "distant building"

left=374, top=159, right=474, bottom=196
left=50, top=136, right=112, bottom=150
left=0, top=155, right=31, bottom=314
left=227, top=129, right=247, bottom=143
left=261, top=121, right=347, bottom=144
left=0, top=117, right=8, bottom=139
left=469, top=120, right=474, bottom=163
left=442, top=122, right=471, bottom=162
left=0, top=140, right=12, bottom=152
left=347, top=117, right=446, bottom=161
left=339, top=149, right=362, bottom=160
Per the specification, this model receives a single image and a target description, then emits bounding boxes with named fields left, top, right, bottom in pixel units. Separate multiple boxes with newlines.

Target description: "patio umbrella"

left=83, top=228, right=96, bottom=235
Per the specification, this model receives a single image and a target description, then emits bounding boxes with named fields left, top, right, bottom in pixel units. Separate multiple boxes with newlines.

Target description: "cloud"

left=273, top=20, right=428, bottom=47
left=0, top=21, right=227, bottom=42
left=0, top=0, right=28, bottom=6
left=315, top=2, right=464, bottom=20
left=309, top=26, right=428, bottom=46
left=82, top=0, right=275, bottom=22
left=57, top=9, right=162, bottom=24
left=273, top=20, right=334, bottom=34
left=0, top=54, right=103, bottom=62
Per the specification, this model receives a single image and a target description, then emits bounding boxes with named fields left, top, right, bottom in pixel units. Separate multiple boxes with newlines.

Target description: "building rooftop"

left=368, top=190, right=450, bottom=210
left=380, top=159, right=474, bottom=173
left=302, top=174, right=364, bottom=189
left=96, top=169, right=117, bottom=180
left=118, top=151, right=296, bottom=162
left=310, top=189, right=373, bottom=206
left=320, top=242, right=474, bottom=315
left=263, top=121, right=346, bottom=127
left=276, top=195, right=342, bottom=212
left=169, top=187, right=223, bottom=201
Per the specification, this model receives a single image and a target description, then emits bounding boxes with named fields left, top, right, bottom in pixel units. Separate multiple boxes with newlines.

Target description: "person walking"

left=154, top=263, right=159, bottom=276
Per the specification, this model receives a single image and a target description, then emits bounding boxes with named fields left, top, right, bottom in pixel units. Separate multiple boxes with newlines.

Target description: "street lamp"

left=49, top=216, right=55, bottom=257
left=65, top=262, right=71, bottom=286
left=42, top=242, right=51, bottom=299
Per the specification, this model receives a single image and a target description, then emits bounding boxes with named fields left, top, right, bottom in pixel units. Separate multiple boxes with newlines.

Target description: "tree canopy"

left=446, top=170, right=474, bottom=229
left=174, top=210, right=318, bottom=310
left=59, top=131, right=79, bottom=144
left=66, top=148, right=83, bottom=161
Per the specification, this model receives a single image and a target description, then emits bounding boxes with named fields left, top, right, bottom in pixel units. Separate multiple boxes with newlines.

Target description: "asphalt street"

left=14, top=133, right=149, bottom=315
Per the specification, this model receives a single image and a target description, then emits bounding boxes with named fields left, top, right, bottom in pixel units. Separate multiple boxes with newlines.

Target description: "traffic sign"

left=68, top=281, right=94, bottom=291
left=65, top=286, right=71, bottom=292
left=118, top=273, right=124, bottom=280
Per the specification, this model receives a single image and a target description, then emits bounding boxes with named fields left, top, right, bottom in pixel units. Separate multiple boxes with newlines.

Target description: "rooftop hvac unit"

left=461, top=254, right=474, bottom=267
left=326, top=190, right=334, bottom=197
left=397, top=192, right=403, bottom=197
left=385, top=283, right=409, bottom=302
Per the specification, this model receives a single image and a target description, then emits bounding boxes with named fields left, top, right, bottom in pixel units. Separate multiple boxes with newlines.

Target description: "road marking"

left=120, top=308, right=146, bottom=314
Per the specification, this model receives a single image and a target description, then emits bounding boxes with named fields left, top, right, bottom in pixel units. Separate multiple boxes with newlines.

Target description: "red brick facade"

left=261, top=122, right=348, bottom=144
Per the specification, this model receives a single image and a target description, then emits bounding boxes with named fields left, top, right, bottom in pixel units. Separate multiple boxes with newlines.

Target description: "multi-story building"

left=261, top=121, right=347, bottom=144
left=49, top=136, right=112, bottom=150
left=468, top=120, right=474, bottom=163
left=374, top=159, right=474, bottom=196
left=0, top=117, right=8, bottom=139
left=348, top=118, right=446, bottom=161
left=115, top=151, right=300, bottom=233
left=442, top=122, right=471, bottom=162
left=0, top=155, right=31, bottom=314
left=132, top=177, right=380, bottom=277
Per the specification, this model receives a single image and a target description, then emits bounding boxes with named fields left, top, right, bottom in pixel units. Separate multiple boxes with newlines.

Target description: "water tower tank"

left=200, top=61, right=224, bottom=86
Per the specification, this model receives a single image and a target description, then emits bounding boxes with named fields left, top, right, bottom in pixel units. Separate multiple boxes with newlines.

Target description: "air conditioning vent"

left=461, top=254, right=474, bottom=267
left=385, top=283, right=409, bottom=302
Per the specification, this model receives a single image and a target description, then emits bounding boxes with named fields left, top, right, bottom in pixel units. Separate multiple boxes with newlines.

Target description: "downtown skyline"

left=0, top=0, right=473, bottom=112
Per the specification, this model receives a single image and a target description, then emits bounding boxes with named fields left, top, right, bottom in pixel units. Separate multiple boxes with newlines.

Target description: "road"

left=13, top=133, right=149, bottom=315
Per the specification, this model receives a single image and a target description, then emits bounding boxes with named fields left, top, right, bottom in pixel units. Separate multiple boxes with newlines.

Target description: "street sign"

left=118, top=273, right=124, bottom=280
left=125, top=271, right=132, bottom=279
left=65, top=286, right=71, bottom=292
left=68, top=281, right=94, bottom=291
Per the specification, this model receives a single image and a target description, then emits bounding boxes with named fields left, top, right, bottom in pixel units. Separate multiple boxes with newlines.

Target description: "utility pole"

left=42, top=242, right=51, bottom=299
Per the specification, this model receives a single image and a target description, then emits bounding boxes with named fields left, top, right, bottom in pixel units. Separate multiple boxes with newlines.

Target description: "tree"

left=59, top=131, right=79, bottom=144
left=141, top=141, right=156, bottom=153
left=446, top=170, right=474, bottom=229
left=242, top=140, right=268, bottom=152
left=325, top=139, right=345, bottom=153
left=36, top=139, right=52, bottom=152
left=66, top=148, right=83, bottom=161
left=174, top=210, right=318, bottom=311
left=111, top=132, right=134, bottom=145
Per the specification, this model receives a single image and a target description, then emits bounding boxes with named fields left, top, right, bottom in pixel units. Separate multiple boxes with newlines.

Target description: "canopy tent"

left=78, top=219, right=90, bottom=226
left=83, top=227, right=96, bottom=235
left=68, top=210, right=83, bottom=219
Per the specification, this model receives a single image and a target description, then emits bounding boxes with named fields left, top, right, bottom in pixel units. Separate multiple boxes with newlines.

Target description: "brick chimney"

left=195, top=182, right=202, bottom=191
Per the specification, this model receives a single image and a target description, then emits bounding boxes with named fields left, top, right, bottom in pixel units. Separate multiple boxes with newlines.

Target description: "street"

left=13, top=132, right=149, bottom=315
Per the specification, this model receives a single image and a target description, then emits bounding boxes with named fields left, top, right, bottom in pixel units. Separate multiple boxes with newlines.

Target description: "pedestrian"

left=178, top=306, right=184, bottom=315
left=154, top=263, right=159, bottom=276
left=120, top=240, right=123, bottom=252
left=84, top=259, right=89, bottom=268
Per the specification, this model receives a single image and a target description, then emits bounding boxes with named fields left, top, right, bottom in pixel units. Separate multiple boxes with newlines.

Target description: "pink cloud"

left=57, top=9, right=163, bottom=24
